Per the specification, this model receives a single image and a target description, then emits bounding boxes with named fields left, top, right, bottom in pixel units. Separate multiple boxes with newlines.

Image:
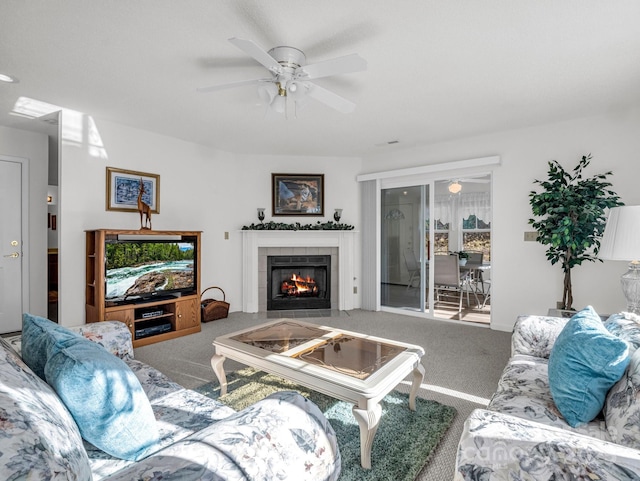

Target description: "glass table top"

left=230, top=321, right=331, bottom=353
left=295, top=335, right=406, bottom=379
left=230, top=320, right=408, bottom=379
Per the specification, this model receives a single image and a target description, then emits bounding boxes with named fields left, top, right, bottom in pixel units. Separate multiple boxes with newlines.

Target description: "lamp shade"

left=599, top=206, right=640, bottom=261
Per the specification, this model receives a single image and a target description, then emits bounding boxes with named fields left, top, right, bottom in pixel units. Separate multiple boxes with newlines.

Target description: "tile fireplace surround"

left=242, top=230, right=356, bottom=313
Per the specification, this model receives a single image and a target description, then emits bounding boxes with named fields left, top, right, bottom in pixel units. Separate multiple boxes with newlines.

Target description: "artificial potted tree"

left=529, top=154, right=623, bottom=311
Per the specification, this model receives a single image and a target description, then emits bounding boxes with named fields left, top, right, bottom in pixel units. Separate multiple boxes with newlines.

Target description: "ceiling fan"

left=197, top=37, right=367, bottom=114
left=446, top=177, right=490, bottom=194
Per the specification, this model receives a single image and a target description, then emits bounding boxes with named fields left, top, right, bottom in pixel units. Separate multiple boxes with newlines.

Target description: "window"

left=462, top=214, right=491, bottom=261
left=433, top=220, right=449, bottom=254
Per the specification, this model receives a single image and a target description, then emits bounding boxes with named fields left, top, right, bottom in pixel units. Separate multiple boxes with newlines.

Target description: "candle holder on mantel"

left=257, top=208, right=265, bottom=223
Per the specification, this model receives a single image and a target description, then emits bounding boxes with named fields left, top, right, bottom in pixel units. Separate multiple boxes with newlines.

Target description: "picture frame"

left=272, top=173, right=324, bottom=216
left=106, top=167, right=160, bottom=213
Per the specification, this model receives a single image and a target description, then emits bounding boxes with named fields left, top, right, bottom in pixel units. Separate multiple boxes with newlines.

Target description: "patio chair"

left=403, top=248, right=421, bottom=290
left=479, top=278, right=491, bottom=308
left=462, top=251, right=485, bottom=306
left=434, top=254, right=464, bottom=312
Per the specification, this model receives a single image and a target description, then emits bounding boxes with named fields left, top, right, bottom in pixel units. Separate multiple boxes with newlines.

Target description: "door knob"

left=3, top=252, right=19, bottom=258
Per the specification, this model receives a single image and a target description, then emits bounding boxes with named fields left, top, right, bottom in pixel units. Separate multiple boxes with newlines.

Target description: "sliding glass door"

left=380, top=175, right=492, bottom=323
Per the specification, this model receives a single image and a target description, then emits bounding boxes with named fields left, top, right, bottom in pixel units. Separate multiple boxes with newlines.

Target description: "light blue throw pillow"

left=549, top=305, right=631, bottom=427
left=22, top=313, right=81, bottom=379
left=21, top=313, right=159, bottom=461
left=44, top=336, right=160, bottom=461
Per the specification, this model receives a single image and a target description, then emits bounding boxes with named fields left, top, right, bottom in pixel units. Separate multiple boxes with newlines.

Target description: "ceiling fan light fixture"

left=272, top=95, right=286, bottom=113
left=288, top=81, right=308, bottom=100
left=448, top=181, right=462, bottom=194
left=258, top=82, right=277, bottom=99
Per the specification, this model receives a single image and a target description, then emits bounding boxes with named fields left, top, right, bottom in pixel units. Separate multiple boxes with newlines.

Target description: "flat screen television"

left=105, top=237, right=197, bottom=304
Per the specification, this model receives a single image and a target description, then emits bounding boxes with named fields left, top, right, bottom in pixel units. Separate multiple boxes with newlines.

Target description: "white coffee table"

left=210, top=319, right=425, bottom=469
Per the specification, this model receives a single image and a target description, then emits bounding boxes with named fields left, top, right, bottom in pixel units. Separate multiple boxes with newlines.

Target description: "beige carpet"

left=134, top=309, right=512, bottom=480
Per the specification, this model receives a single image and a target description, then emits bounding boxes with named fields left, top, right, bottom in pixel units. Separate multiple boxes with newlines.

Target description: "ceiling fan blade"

left=299, top=53, right=367, bottom=80
left=228, top=37, right=282, bottom=74
left=197, top=78, right=271, bottom=93
left=306, top=83, right=356, bottom=113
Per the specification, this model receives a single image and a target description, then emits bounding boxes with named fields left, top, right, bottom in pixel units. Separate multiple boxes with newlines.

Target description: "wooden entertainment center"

left=85, top=229, right=201, bottom=347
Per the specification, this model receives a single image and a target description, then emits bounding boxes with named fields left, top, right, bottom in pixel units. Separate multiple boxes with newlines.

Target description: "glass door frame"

left=379, top=179, right=434, bottom=315
left=379, top=184, right=430, bottom=312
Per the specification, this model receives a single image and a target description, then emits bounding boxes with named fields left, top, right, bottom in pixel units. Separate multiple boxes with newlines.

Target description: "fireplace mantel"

left=242, top=230, right=356, bottom=312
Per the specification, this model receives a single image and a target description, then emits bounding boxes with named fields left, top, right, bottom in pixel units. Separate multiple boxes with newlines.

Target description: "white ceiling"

left=1, top=1, right=640, bottom=158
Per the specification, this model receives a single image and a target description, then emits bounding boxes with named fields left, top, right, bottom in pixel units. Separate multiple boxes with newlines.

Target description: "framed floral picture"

left=106, top=167, right=160, bottom=213
left=272, top=173, right=324, bottom=216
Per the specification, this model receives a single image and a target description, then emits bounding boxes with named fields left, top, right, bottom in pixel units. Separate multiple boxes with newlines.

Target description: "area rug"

left=195, top=368, right=456, bottom=481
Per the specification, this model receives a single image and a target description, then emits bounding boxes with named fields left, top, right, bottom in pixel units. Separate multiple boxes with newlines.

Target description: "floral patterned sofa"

left=0, top=318, right=341, bottom=480
left=455, top=312, right=640, bottom=480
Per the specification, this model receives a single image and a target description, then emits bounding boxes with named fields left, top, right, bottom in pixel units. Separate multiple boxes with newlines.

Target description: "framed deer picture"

left=272, top=173, right=324, bottom=216
left=106, top=167, right=160, bottom=214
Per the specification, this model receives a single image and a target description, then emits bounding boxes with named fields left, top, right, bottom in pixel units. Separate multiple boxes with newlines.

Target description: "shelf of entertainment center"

left=85, top=229, right=202, bottom=348
left=102, top=295, right=200, bottom=347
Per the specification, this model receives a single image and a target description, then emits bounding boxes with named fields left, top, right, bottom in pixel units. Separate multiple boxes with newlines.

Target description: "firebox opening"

left=267, top=255, right=331, bottom=310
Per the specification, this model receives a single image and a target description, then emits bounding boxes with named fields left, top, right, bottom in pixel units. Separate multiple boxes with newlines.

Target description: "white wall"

left=0, top=125, right=49, bottom=318
left=58, top=115, right=363, bottom=326
left=362, top=108, right=640, bottom=331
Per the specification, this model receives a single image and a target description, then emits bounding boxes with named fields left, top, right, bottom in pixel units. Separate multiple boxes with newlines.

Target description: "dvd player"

left=135, top=319, right=172, bottom=339
left=140, top=309, right=164, bottom=319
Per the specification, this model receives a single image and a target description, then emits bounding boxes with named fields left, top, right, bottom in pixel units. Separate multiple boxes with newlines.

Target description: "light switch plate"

left=524, top=231, right=538, bottom=242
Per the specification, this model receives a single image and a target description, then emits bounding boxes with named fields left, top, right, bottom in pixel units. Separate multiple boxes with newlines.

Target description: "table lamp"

left=599, top=206, right=640, bottom=314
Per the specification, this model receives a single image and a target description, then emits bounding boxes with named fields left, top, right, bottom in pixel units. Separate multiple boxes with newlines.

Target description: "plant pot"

left=459, top=259, right=467, bottom=266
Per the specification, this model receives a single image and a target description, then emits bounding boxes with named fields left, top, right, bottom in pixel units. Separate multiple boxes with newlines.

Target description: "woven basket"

left=200, top=286, right=229, bottom=322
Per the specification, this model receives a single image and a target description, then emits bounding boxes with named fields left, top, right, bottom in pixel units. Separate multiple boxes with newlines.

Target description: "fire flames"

left=281, top=273, right=318, bottom=297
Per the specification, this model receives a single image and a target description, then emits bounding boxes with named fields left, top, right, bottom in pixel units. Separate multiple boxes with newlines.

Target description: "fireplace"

left=267, top=255, right=331, bottom=310
left=241, top=230, right=355, bottom=313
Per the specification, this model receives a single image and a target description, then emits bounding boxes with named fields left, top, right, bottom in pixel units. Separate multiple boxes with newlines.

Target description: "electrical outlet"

left=524, top=231, right=538, bottom=242
left=224, top=231, right=229, bottom=240
left=353, top=286, right=357, bottom=294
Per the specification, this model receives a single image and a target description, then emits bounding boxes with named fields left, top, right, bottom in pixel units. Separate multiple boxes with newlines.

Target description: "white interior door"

left=0, top=158, right=23, bottom=333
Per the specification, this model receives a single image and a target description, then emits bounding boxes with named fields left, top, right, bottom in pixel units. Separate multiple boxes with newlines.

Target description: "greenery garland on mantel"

left=242, top=220, right=355, bottom=231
